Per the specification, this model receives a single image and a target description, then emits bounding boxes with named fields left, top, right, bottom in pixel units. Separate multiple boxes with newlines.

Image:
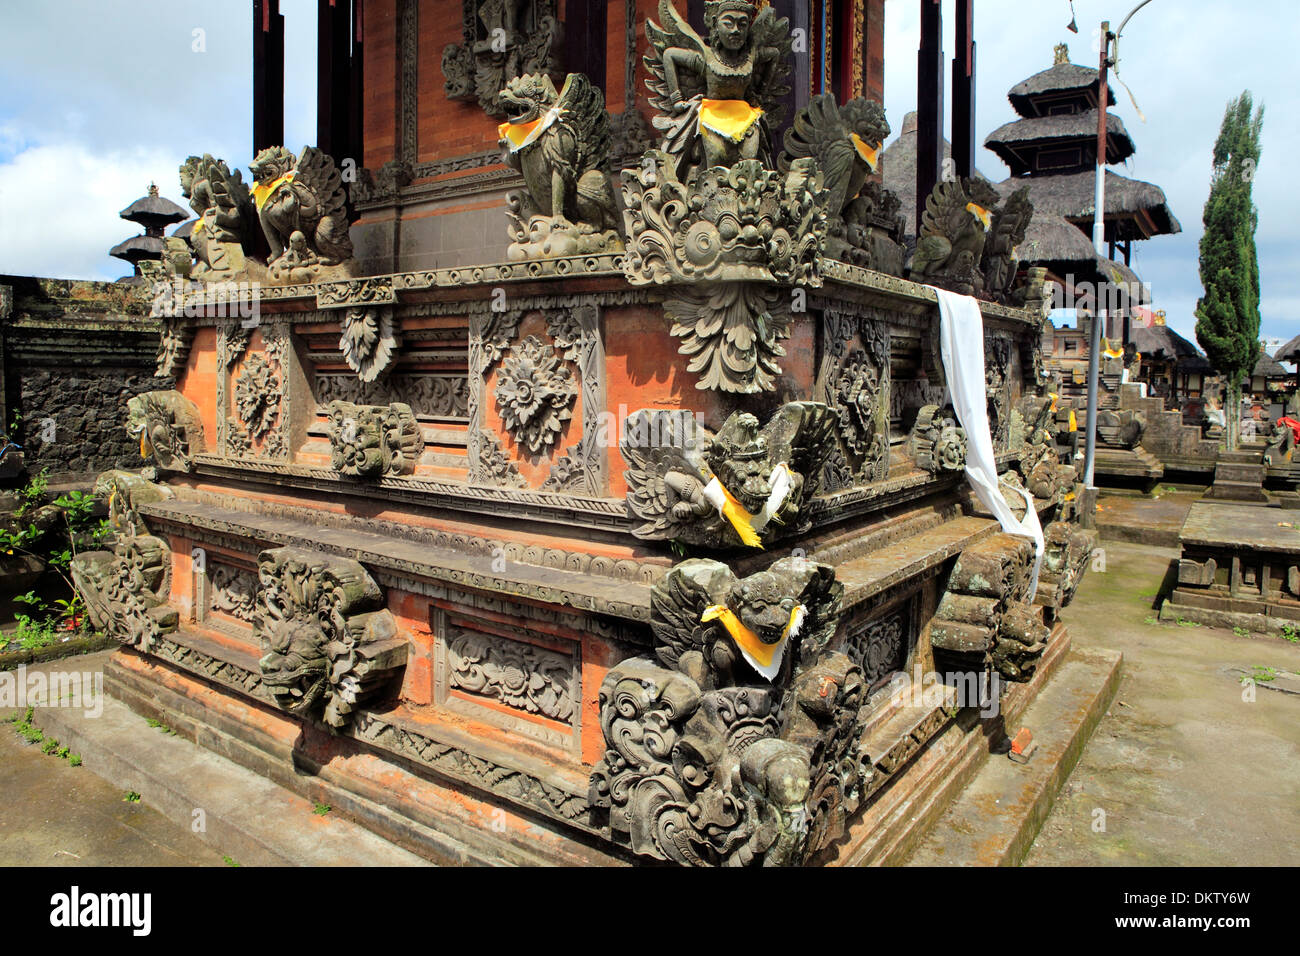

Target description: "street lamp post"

left=1081, top=0, right=1156, bottom=489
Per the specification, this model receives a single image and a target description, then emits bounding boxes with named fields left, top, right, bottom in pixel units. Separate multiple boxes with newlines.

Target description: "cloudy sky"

left=0, top=0, right=1295, bottom=348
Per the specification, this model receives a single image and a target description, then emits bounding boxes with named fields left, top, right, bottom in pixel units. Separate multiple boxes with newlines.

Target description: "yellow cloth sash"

left=498, top=107, right=560, bottom=153
left=966, top=202, right=992, bottom=231
left=1068, top=409, right=1078, bottom=432
left=252, top=171, right=295, bottom=211
left=140, top=430, right=149, bottom=458
left=701, top=475, right=762, bottom=547
left=1103, top=347, right=1124, bottom=359
left=699, top=99, right=764, bottom=143
left=850, top=133, right=882, bottom=172
left=701, top=603, right=806, bottom=680
left=1048, top=392, right=1059, bottom=413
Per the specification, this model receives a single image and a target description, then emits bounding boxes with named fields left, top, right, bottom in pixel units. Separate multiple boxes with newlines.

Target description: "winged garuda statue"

left=982, top=186, right=1033, bottom=303
left=643, top=0, right=793, bottom=177
left=496, top=72, right=621, bottom=258
left=780, top=95, right=889, bottom=217
left=621, top=402, right=836, bottom=550
left=176, top=154, right=260, bottom=280
left=248, top=146, right=355, bottom=282
left=909, top=177, right=1003, bottom=296
left=650, top=555, right=843, bottom=686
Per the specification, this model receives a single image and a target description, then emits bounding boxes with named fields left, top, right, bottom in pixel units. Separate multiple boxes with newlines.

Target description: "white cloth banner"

left=933, top=288, right=1044, bottom=600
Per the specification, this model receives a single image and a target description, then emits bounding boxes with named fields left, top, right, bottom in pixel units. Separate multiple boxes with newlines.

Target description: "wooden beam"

left=951, top=0, right=975, bottom=180
left=253, top=0, right=285, bottom=154
left=916, top=0, right=944, bottom=236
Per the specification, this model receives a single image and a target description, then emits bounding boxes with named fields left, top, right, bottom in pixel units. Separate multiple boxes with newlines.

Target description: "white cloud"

left=0, top=139, right=184, bottom=281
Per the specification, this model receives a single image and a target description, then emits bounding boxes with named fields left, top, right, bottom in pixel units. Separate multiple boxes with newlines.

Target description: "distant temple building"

left=109, top=184, right=188, bottom=278
left=986, top=44, right=1180, bottom=346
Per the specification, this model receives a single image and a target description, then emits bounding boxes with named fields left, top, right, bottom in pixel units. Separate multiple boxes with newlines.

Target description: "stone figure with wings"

left=644, top=0, right=793, bottom=177
left=248, top=146, right=354, bottom=280
left=909, top=177, right=1003, bottom=296
left=982, top=186, right=1033, bottom=302
left=178, top=154, right=259, bottom=279
left=621, top=402, right=836, bottom=550
left=649, top=555, right=843, bottom=687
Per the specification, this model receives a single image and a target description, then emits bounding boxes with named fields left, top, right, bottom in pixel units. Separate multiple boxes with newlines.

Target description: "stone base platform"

left=1161, top=500, right=1300, bottom=635
left=45, top=616, right=1120, bottom=866
left=1093, top=490, right=1201, bottom=550
left=1094, top=446, right=1164, bottom=492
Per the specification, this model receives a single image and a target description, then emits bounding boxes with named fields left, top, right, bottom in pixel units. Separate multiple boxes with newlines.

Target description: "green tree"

left=1195, top=91, right=1264, bottom=448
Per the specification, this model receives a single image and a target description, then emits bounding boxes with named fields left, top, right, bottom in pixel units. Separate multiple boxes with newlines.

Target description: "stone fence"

left=0, top=276, right=169, bottom=484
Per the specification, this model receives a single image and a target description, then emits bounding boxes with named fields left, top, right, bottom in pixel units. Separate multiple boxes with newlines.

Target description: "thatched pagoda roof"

left=119, top=189, right=187, bottom=226
left=1131, top=323, right=1211, bottom=372
left=996, top=170, right=1181, bottom=243
left=1274, top=334, right=1300, bottom=364
left=1008, top=61, right=1115, bottom=117
left=1254, top=347, right=1288, bottom=380
left=985, top=110, right=1134, bottom=174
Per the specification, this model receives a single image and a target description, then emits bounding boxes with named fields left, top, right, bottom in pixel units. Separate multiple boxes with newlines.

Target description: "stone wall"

left=1, top=276, right=168, bottom=483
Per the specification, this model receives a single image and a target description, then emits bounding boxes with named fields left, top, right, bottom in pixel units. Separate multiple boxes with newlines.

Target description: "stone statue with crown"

left=644, top=0, right=793, bottom=178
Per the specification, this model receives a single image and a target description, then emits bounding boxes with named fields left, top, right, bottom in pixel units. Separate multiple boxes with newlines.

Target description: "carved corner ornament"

left=590, top=555, right=874, bottom=866
left=340, top=307, right=400, bottom=383
left=907, top=404, right=967, bottom=474
left=621, top=153, right=828, bottom=287
left=621, top=402, right=835, bottom=550
left=72, top=533, right=178, bottom=652
left=498, top=73, right=623, bottom=260
left=326, top=401, right=421, bottom=477
left=255, top=547, right=407, bottom=731
left=126, top=390, right=205, bottom=472
left=248, top=146, right=359, bottom=285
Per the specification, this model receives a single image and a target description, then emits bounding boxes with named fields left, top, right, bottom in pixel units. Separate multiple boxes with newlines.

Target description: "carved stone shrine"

left=75, top=0, right=1096, bottom=867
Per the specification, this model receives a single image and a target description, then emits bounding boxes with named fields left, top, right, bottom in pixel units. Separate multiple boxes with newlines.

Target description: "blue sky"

left=0, top=0, right=1295, bottom=350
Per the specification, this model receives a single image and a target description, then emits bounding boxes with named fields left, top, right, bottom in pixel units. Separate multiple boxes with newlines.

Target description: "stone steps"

left=902, top=645, right=1123, bottom=866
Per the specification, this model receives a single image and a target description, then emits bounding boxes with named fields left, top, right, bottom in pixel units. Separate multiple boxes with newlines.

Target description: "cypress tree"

left=1195, top=91, right=1264, bottom=448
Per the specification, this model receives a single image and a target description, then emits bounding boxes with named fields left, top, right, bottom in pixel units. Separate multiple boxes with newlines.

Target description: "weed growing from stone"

left=223, top=855, right=240, bottom=867
left=145, top=717, right=177, bottom=735
left=312, top=802, right=332, bottom=816
left=123, top=790, right=142, bottom=803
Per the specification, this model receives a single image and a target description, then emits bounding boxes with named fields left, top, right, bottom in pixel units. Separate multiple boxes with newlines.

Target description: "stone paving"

left=1026, top=540, right=1300, bottom=866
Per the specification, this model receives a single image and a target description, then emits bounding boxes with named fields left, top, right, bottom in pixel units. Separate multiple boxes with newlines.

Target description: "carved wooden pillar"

left=253, top=0, right=285, bottom=154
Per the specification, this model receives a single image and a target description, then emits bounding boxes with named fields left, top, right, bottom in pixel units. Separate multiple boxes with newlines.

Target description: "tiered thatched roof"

left=985, top=111, right=1134, bottom=174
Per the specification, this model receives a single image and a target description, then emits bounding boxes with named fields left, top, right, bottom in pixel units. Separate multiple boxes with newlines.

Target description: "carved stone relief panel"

left=441, top=0, right=563, bottom=117
left=218, top=322, right=291, bottom=461
left=432, top=602, right=581, bottom=754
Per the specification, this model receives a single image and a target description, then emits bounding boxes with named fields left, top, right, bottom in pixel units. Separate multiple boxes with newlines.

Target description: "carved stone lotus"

left=494, top=336, right=575, bottom=455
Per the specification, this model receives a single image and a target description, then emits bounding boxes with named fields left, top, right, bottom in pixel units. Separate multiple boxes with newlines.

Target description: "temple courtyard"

left=5, top=507, right=1295, bottom=867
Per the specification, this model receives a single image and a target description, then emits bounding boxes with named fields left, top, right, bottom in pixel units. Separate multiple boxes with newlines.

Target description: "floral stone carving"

left=494, top=335, right=576, bottom=456
left=590, top=555, right=872, bottom=866
left=828, top=349, right=890, bottom=481
left=234, top=352, right=281, bottom=444
left=326, top=401, right=421, bottom=477
left=666, top=283, right=791, bottom=394
left=907, top=404, right=967, bottom=474
left=621, top=402, right=835, bottom=549
left=126, top=390, right=204, bottom=472
left=621, top=154, right=828, bottom=286
left=72, top=532, right=178, bottom=652
left=497, top=73, right=622, bottom=259
left=340, top=307, right=399, bottom=383
left=255, top=547, right=408, bottom=731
